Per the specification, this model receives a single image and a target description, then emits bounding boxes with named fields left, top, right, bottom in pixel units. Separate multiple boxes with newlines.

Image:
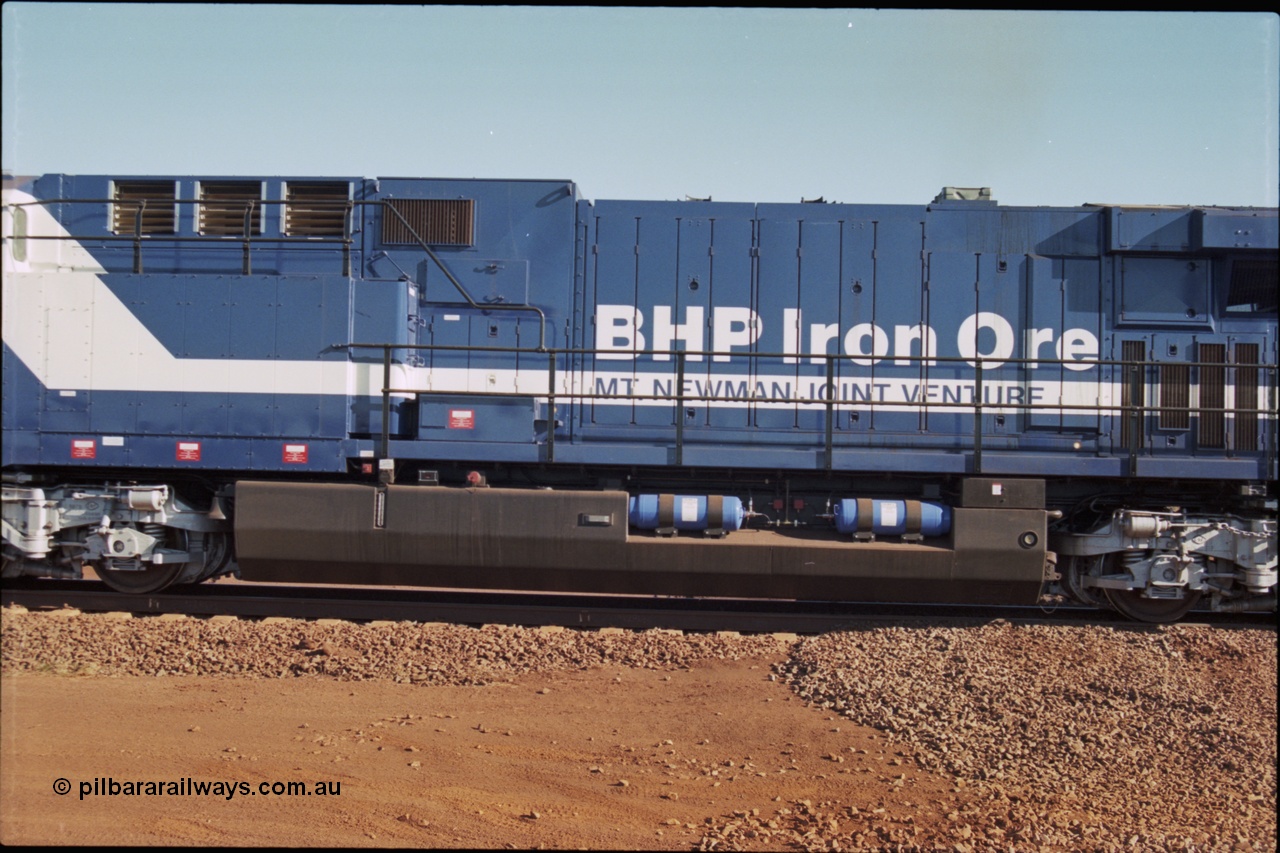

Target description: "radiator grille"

left=1120, top=340, right=1145, bottom=449
left=381, top=198, right=475, bottom=246
left=112, top=181, right=176, bottom=234
left=1234, top=343, right=1260, bottom=452
left=285, top=182, right=349, bottom=237
left=1159, top=363, right=1190, bottom=430
left=1198, top=343, right=1226, bottom=449
left=199, top=181, right=263, bottom=235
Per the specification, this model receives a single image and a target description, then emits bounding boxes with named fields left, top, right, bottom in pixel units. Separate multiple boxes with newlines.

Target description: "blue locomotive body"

left=3, top=174, right=1276, bottom=620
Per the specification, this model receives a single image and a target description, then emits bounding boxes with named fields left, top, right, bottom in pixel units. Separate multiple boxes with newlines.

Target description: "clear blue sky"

left=3, top=5, right=1277, bottom=207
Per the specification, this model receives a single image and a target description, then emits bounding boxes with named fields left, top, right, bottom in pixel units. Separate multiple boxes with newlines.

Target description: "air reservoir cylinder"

left=628, top=494, right=745, bottom=533
left=833, top=499, right=951, bottom=537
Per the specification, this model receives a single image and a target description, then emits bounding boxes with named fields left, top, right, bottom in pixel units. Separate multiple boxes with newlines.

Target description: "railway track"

left=3, top=578, right=1272, bottom=632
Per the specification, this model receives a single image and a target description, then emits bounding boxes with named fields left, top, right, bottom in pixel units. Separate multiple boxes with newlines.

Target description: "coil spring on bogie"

left=1123, top=548, right=1167, bottom=588
left=1122, top=550, right=1149, bottom=572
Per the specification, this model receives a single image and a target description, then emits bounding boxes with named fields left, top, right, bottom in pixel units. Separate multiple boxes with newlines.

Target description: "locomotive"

left=2, top=173, right=1275, bottom=623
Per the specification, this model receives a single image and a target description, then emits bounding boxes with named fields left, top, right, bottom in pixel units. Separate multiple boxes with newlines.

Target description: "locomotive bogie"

left=1055, top=509, right=1278, bottom=619
left=1, top=482, right=234, bottom=592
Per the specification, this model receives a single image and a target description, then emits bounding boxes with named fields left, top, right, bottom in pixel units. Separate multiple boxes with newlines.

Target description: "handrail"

left=7, top=195, right=1275, bottom=476
left=8, top=195, right=355, bottom=267
left=340, top=340, right=1278, bottom=478
left=6, top=195, right=548, bottom=349
left=377, top=201, right=548, bottom=350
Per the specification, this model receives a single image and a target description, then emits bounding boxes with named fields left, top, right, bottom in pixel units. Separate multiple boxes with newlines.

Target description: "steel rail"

left=3, top=580, right=1273, bottom=633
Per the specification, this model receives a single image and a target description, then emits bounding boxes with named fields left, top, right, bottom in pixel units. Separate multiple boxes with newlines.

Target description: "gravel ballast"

left=767, top=621, right=1276, bottom=852
left=0, top=607, right=785, bottom=682
left=2, top=606, right=1274, bottom=851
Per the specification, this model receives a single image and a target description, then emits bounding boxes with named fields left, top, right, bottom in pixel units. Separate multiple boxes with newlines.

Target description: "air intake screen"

left=1234, top=343, right=1260, bottom=452
left=199, top=181, right=263, bottom=235
left=382, top=198, right=475, bottom=246
left=1198, top=343, right=1226, bottom=449
left=112, top=181, right=176, bottom=234
left=1159, top=363, right=1190, bottom=430
left=1120, top=340, right=1145, bottom=449
left=285, top=182, right=350, bottom=237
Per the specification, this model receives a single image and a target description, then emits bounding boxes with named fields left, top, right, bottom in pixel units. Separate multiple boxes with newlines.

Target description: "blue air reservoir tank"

left=628, top=495, right=745, bottom=532
left=833, top=499, right=951, bottom=537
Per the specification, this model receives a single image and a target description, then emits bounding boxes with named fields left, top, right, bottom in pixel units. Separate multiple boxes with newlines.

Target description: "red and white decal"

left=448, top=409, right=475, bottom=429
left=282, top=443, right=309, bottom=464
left=71, top=439, right=96, bottom=459
left=177, top=441, right=202, bottom=462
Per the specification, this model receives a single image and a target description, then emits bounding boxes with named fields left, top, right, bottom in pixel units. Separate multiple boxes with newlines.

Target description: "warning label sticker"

left=448, top=409, right=475, bottom=429
left=71, top=439, right=96, bottom=459
left=283, top=444, right=309, bottom=464
left=177, top=442, right=201, bottom=462
left=680, top=497, right=699, bottom=523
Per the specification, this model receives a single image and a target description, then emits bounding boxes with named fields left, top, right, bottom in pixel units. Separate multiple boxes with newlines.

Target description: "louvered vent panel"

left=382, top=198, right=475, bottom=246
left=1120, top=341, right=1145, bottom=449
left=1227, top=259, right=1278, bottom=311
left=1159, top=363, right=1190, bottom=430
left=199, top=181, right=263, bottom=235
left=285, top=182, right=349, bottom=236
left=1198, top=343, right=1226, bottom=449
left=112, top=181, right=176, bottom=234
left=1234, top=343, right=1260, bottom=452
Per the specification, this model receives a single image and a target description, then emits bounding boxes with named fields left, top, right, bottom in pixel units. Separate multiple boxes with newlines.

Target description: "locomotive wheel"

left=94, top=527, right=188, bottom=594
left=1102, top=587, right=1203, bottom=624
left=95, top=561, right=186, bottom=594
